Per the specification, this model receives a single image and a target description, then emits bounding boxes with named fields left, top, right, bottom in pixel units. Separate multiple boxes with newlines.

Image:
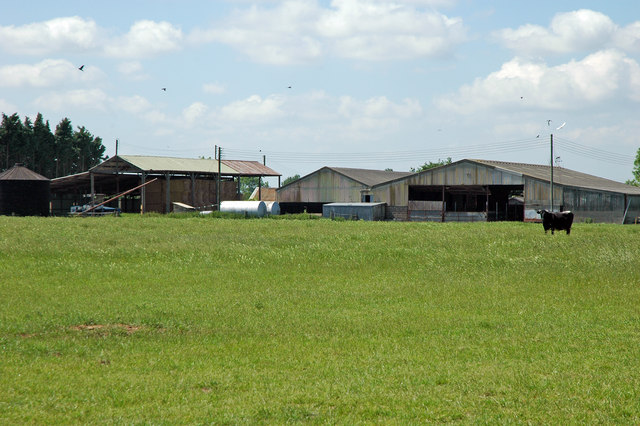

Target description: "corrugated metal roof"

left=472, top=159, right=640, bottom=195
left=221, top=160, right=281, bottom=176
left=0, top=164, right=49, bottom=181
left=90, top=155, right=280, bottom=176
left=328, top=167, right=413, bottom=187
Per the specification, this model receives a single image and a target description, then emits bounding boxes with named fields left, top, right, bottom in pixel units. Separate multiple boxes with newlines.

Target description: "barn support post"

left=485, top=186, right=489, bottom=221
left=165, top=172, right=171, bottom=214
left=90, top=172, right=95, bottom=205
left=141, top=172, right=146, bottom=214
left=441, top=185, right=445, bottom=222
left=190, top=173, right=196, bottom=207
left=90, top=172, right=95, bottom=217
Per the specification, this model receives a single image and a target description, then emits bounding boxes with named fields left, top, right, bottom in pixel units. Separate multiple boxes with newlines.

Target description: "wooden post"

left=165, top=172, right=171, bottom=213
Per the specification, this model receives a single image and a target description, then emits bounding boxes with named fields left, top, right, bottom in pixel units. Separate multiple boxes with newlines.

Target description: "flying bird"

left=78, top=65, right=84, bottom=71
left=287, top=86, right=292, bottom=89
left=546, top=119, right=552, bottom=126
left=161, top=88, right=167, bottom=91
left=556, top=122, right=566, bottom=130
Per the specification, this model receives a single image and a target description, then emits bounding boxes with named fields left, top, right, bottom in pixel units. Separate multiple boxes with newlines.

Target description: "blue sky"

left=1, top=0, right=639, bottom=184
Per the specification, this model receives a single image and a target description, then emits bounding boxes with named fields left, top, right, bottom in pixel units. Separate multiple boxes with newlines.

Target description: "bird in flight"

left=287, top=86, right=292, bottom=89
left=556, top=122, right=566, bottom=130
left=546, top=119, right=552, bottom=126
left=161, top=88, right=167, bottom=91
left=78, top=65, right=84, bottom=71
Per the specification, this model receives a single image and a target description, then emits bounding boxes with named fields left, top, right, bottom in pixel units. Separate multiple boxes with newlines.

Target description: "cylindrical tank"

left=0, top=164, right=50, bottom=216
left=220, top=201, right=266, bottom=217
left=264, top=201, right=280, bottom=216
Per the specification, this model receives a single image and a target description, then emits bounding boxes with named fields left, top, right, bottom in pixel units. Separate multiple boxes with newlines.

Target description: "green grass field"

left=1, top=215, right=639, bottom=423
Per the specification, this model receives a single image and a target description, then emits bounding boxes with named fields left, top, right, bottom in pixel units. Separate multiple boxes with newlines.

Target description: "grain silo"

left=0, top=164, right=50, bottom=216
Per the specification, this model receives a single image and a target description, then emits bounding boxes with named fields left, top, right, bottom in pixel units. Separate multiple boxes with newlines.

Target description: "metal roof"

left=0, top=164, right=49, bottom=181
left=327, top=167, right=413, bottom=187
left=90, top=155, right=280, bottom=176
left=471, top=159, right=640, bottom=195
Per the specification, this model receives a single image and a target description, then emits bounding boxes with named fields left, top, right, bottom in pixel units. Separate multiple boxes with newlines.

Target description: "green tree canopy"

left=282, top=174, right=301, bottom=186
left=410, top=157, right=452, bottom=173
left=0, top=112, right=106, bottom=177
left=626, top=147, right=640, bottom=186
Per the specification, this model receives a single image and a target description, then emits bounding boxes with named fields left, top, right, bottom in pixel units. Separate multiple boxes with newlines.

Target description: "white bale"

left=220, top=201, right=267, bottom=217
left=264, top=201, right=280, bottom=216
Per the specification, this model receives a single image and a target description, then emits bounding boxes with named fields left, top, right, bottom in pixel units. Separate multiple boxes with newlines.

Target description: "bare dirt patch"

left=70, top=324, right=144, bottom=334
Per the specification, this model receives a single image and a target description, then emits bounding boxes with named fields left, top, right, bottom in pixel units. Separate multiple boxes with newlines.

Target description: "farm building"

left=50, top=155, right=281, bottom=215
left=0, top=163, right=50, bottom=216
left=276, top=166, right=413, bottom=214
left=277, top=159, right=640, bottom=223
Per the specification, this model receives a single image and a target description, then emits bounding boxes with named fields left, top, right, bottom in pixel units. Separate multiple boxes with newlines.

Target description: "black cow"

left=536, top=209, right=574, bottom=235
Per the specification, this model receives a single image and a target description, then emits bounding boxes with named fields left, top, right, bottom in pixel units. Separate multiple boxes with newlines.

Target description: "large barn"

left=277, top=159, right=640, bottom=223
left=50, top=155, right=281, bottom=215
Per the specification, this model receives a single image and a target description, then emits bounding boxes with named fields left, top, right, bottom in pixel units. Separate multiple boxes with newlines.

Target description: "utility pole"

left=116, top=139, right=121, bottom=213
left=217, top=146, right=221, bottom=210
left=550, top=133, right=554, bottom=211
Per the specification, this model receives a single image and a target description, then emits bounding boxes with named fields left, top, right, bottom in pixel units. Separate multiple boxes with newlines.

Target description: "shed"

left=0, top=163, right=50, bottom=216
left=277, top=166, right=412, bottom=214
left=322, top=202, right=387, bottom=221
left=50, top=155, right=281, bottom=215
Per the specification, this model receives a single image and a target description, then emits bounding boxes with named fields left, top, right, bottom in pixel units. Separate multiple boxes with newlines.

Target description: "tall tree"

left=54, top=118, right=75, bottom=177
left=32, top=113, right=56, bottom=177
left=0, top=113, right=27, bottom=170
left=73, top=126, right=106, bottom=173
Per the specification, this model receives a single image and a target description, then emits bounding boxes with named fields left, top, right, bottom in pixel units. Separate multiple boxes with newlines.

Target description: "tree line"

left=0, top=112, right=107, bottom=178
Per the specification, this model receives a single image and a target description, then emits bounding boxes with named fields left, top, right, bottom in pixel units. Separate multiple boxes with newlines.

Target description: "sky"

left=1, top=0, right=640, bottom=185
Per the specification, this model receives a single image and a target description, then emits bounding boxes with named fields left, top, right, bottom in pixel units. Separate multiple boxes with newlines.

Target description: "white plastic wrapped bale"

left=264, top=201, right=280, bottom=216
left=220, top=201, right=267, bottom=217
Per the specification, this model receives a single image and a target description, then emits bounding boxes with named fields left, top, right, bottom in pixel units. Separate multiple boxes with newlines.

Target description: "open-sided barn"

left=50, top=155, right=281, bottom=215
left=277, top=159, right=640, bottom=223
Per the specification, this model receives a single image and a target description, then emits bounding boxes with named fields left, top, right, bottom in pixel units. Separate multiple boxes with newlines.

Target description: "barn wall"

left=624, top=196, right=640, bottom=224
left=277, top=168, right=366, bottom=203
left=562, top=187, right=626, bottom=223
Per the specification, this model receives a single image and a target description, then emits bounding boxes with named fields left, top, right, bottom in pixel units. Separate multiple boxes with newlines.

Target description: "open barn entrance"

left=408, top=185, right=524, bottom=222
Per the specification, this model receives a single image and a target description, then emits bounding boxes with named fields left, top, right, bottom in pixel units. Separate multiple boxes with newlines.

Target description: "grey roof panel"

left=471, top=159, right=640, bottom=195
left=328, top=167, right=413, bottom=187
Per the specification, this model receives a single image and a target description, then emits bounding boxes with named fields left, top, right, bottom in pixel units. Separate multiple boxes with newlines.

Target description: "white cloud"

left=192, top=0, right=466, bottom=64
left=318, top=0, right=466, bottom=60
left=203, top=83, right=225, bottom=95
left=0, top=16, right=100, bottom=55
left=436, top=50, right=640, bottom=114
left=0, top=59, right=89, bottom=88
left=33, top=89, right=110, bottom=111
left=0, top=98, right=18, bottom=114
left=117, top=95, right=152, bottom=114
left=104, top=20, right=183, bottom=58
left=183, top=102, right=209, bottom=125
left=494, top=9, right=640, bottom=56
left=218, top=95, right=286, bottom=122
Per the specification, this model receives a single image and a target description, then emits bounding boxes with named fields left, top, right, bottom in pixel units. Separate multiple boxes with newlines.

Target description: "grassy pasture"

left=1, top=215, right=639, bottom=423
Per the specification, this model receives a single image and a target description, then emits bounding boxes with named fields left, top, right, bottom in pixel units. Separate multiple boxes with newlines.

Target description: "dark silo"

left=0, top=163, right=50, bottom=216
